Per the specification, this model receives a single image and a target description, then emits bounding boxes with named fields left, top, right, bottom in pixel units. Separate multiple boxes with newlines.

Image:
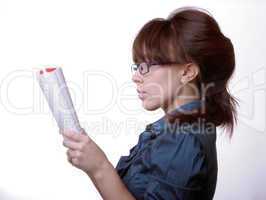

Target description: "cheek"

left=142, top=70, right=181, bottom=106
left=154, top=77, right=182, bottom=103
left=145, top=80, right=166, bottom=102
left=143, top=81, right=170, bottom=109
left=141, top=81, right=164, bottom=110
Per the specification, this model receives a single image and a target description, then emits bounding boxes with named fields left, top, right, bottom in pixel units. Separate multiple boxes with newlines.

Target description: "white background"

left=0, top=0, right=265, bottom=199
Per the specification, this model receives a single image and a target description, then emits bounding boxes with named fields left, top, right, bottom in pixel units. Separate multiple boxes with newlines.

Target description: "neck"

left=162, top=82, right=201, bottom=114
left=162, top=97, right=200, bottom=114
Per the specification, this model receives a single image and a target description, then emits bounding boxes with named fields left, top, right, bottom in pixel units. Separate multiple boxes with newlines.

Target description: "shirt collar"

left=145, top=99, right=202, bottom=135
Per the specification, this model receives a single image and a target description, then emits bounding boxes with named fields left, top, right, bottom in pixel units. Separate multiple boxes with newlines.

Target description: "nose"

left=131, top=71, right=144, bottom=84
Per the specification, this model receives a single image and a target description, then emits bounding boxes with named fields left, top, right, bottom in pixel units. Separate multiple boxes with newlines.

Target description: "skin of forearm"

left=87, top=160, right=136, bottom=200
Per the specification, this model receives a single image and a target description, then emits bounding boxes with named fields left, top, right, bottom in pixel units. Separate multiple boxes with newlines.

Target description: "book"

left=37, top=67, right=82, bottom=133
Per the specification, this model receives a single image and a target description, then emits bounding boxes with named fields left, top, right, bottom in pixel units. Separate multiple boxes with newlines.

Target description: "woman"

left=61, top=6, right=238, bottom=200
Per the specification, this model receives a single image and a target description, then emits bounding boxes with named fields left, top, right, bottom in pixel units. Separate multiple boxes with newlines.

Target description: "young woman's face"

left=132, top=63, right=185, bottom=113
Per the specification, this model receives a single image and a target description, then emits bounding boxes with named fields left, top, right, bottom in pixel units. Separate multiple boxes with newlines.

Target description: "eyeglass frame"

left=131, top=62, right=168, bottom=75
left=131, top=61, right=202, bottom=84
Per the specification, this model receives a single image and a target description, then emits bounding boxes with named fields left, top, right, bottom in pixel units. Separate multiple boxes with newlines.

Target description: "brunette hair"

left=132, top=7, right=239, bottom=137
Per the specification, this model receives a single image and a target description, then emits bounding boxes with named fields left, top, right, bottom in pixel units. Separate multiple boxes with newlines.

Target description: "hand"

left=61, top=129, right=109, bottom=177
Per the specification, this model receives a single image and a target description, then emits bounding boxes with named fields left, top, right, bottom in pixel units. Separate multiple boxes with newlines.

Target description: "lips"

left=137, top=89, right=146, bottom=94
left=137, top=89, right=147, bottom=100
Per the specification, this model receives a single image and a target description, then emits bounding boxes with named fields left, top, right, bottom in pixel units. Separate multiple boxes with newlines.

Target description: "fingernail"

left=64, top=131, right=70, bottom=135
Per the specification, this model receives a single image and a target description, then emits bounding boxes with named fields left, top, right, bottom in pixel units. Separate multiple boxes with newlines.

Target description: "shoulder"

left=146, top=128, right=210, bottom=188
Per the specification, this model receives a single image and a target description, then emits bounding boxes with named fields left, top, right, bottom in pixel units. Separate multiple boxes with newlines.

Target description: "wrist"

left=89, top=159, right=113, bottom=181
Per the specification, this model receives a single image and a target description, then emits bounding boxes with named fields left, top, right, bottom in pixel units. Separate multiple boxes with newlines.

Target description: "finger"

left=67, top=153, right=73, bottom=163
left=60, top=129, right=76, bottom=135
left=62, top=135, right=76, bottom=143
left=67, top=149, right=81, bottom=158
left=80, top=128, right=87, bottom=135
left=64, top=131, right=92, bottom=146
left=63, top=139, right=82, bottom=150
left=71, top=157, right=79, bottom=165
left=59, top=129, right=65, bottom=135
left=63, top=130, right=85, bottom=142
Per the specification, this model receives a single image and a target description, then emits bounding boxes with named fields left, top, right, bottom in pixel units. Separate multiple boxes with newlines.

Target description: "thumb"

left=80, top=128, right=87, bottom=135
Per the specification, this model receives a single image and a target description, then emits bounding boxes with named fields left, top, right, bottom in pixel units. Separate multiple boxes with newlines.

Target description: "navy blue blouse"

left=115, top=100, right=218, bottom=200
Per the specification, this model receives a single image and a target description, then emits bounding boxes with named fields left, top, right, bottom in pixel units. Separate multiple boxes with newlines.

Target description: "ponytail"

left=204, top=88, right=239, bottom=138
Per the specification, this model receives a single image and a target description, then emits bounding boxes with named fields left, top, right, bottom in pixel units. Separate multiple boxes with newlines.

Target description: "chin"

left=142, top=99, right=161, bottom=111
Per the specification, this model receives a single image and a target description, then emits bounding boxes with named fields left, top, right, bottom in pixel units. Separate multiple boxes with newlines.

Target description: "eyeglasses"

left=131, top=62, right=160, bottom=75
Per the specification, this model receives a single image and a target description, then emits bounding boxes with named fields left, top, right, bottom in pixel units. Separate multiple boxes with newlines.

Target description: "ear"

left=180, top=63, right=200, bottom=84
